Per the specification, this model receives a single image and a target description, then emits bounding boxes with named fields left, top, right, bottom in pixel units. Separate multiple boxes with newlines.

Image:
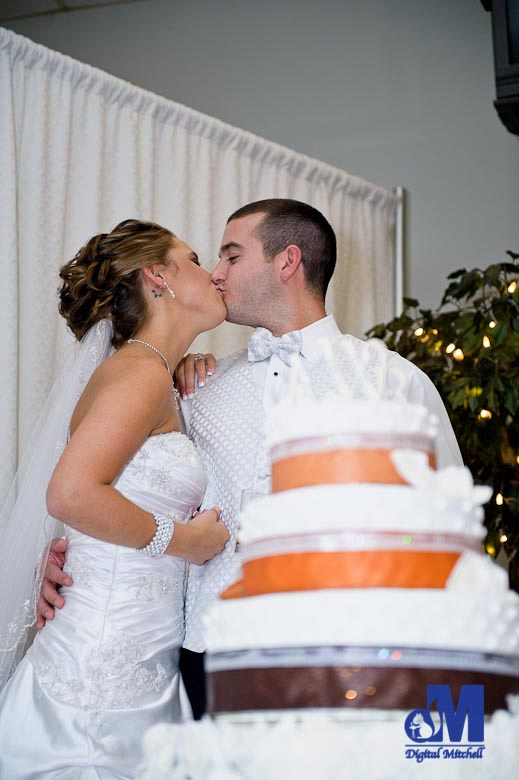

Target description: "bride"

left=0, top=219, right=230, bottom=779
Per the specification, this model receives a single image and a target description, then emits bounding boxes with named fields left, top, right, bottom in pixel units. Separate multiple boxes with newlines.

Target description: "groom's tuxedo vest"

left=183, top=334, right=389, bottom=651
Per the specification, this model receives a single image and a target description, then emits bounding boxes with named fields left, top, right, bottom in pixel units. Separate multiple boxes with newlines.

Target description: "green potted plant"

left=367, top=251, right=519, bottom=591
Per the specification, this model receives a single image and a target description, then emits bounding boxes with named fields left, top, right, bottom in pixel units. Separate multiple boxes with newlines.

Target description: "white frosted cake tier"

left=238, top=484, right=485, bottom=546
left=205, top=586, right=519, bottom=656
left=266, top=399, right=438, bottom=451
left=137, top=704, right=519, bottom=780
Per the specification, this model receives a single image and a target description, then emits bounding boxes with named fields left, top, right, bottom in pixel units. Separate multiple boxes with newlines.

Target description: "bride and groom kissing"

left=0, top=198, right=462, bottom=779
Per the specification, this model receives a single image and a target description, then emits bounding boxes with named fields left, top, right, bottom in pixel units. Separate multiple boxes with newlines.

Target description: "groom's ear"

left=279, top=244, right=302, bottom=282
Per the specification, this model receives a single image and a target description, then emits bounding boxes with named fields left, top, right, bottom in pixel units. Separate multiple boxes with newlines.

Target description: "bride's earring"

left=158, top=276, right=176, bottom=300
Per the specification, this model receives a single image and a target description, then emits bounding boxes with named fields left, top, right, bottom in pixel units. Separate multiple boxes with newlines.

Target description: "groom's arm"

left=388, top=352, right=463, bottom=469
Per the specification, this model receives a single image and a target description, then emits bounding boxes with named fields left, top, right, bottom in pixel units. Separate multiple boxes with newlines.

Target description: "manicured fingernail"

left=187, top=392, right=194, bottom=399
left=198, top=381, right=205, bottom=388
left=207, top=370, right=214, bottom=376
left=182, top=394, right=187, bottom=401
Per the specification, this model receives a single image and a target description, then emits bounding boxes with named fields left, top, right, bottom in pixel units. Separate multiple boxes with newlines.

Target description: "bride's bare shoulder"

left=70, top=351, right=171, bottom=435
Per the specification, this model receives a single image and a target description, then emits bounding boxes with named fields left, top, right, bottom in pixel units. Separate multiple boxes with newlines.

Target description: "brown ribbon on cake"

left=221, top=550, right=460, bottom=599
left=272, top=449, right=436, bottom=492
left=207, top=665, right=519, bottom=715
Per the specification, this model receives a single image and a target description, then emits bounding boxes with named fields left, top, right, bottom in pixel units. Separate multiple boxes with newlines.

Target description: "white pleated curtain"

left=0, top=27, right=398, bottom=503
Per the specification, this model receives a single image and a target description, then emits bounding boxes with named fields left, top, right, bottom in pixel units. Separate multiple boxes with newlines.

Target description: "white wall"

left=4, top=0, right=518, bottom=316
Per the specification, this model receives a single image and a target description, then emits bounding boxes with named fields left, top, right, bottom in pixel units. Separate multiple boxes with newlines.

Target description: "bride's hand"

left=169, top=507, right=229, bottom=564
left=175, top=353, right=216, bottom=399
left=36, top=537, right=73, bottom=629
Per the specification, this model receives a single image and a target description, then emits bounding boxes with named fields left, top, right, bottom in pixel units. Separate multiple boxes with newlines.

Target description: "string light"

left=486, top=543, right=496, bottom=556
left=507, top=281, right=517, bottom=294
left=445, top=343, right=456, bottom=354
left=500, top=534, right=508, bottom=543
left=496, top=493, right=503, bottom=505
left=414, top=327, right=424, bottom=337
left=479, top=409, right=492, bottom=420
left=516, top=455, right=519, bottom=465
left=489, top=320, right=496, bottom=329
left=482, top=336, right=491, bottom=348
left=452, top=348, right=464, bottom=361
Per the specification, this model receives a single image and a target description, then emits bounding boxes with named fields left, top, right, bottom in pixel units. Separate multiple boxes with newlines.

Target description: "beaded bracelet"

left=136, top=512, right=175, bottom=556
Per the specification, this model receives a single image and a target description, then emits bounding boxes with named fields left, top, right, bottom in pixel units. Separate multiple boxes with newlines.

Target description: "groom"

left=39, top=198, right=462, bottom=716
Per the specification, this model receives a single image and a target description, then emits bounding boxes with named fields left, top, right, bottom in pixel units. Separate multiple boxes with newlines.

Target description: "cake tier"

left=138, top=705, right=519, bottom=780
left=268, top=402, right=438, bottom=491
left=267, top=399, right=438, bottom=451
left=206, top=646, right=519, bottom=715
left=226, top=484, right=486, bottom=597
left=205, top=588, right=519, bottom=656
left=238, top=484, right=486, bottom=544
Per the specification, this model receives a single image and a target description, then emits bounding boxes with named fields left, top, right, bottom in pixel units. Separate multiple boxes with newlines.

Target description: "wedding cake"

left=138, top=348, right=519, bottom=780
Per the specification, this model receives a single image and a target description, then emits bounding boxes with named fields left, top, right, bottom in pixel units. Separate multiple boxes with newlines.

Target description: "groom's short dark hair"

left=227, top=199, right=337, bottom=300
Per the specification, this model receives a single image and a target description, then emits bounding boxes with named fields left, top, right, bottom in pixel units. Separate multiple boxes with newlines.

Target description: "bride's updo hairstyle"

left=59, top=219, right=175, bottom=348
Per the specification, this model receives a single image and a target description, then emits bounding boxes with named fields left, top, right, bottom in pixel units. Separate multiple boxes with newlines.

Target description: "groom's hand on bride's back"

left=36, top=537, right=73, bottom=629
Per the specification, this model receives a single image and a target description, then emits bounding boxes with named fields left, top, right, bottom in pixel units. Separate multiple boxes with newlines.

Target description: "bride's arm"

left=46, top=357, right=228, bottom=564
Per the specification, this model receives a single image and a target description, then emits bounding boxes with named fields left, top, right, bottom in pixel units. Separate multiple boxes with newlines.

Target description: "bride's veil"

left=0, top=319, right=114, bottom=688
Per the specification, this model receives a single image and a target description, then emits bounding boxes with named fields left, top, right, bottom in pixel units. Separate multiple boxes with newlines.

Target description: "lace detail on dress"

left=150, top=432, right=204, bottom=470
left=134, top=574, right=180, bottom=601
left=123, top=432, right=205, bottom=496
left=35, top=631, right=169, bottom=713
left=63, top=552, right=92, bottom=587
left=126, top=448, right=182, bottom=495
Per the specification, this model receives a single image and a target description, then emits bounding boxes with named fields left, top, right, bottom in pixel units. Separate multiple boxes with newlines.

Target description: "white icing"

left=446, top=550, right=510, bottom=592
left=238, top=484, right=485, bottom=546
left=137, top=703, right=519, bottom=780
left=266, top=399, right=438, bottom=451
left=391, top=450, right=493, bottom=505
left=204, top=588, right=519, bottom=656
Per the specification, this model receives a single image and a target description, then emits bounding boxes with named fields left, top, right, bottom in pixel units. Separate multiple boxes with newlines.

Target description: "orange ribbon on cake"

left=272, top=449, right=436, bottom=492
left=221, top=549, right=459, bottom=599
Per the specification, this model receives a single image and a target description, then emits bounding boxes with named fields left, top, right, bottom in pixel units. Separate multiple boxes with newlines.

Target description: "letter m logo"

left=426, top=685, right=484, bottom=743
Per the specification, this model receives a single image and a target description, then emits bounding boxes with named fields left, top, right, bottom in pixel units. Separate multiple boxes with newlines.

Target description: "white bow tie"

left=247, top=328, right=303, bottom=366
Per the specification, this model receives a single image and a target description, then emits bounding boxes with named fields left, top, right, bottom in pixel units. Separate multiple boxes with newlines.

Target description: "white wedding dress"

left=0, top=431, right=207, bottom=780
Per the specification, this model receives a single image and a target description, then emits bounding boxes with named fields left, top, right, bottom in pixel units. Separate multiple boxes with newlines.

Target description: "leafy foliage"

left=367, top=252, right=519, bottom=591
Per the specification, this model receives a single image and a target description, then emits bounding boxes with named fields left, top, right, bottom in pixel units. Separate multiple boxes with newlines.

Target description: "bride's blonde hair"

left=59, top=219, right=175, bottom=348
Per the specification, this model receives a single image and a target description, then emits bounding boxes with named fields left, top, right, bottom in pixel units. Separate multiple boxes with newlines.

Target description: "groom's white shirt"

left=181, top=315, right=462, bottom=652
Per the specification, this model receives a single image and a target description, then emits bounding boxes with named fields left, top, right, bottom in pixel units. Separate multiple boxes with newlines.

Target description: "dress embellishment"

left=63, top=552, right=92, bottom=587
left=35, top=632, right=169, bottom=712
left=134, top=574, right=180, bottom=601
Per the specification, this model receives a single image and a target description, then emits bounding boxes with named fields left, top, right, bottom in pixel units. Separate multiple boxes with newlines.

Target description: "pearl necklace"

left=127, top=338, right=180, bottom=410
